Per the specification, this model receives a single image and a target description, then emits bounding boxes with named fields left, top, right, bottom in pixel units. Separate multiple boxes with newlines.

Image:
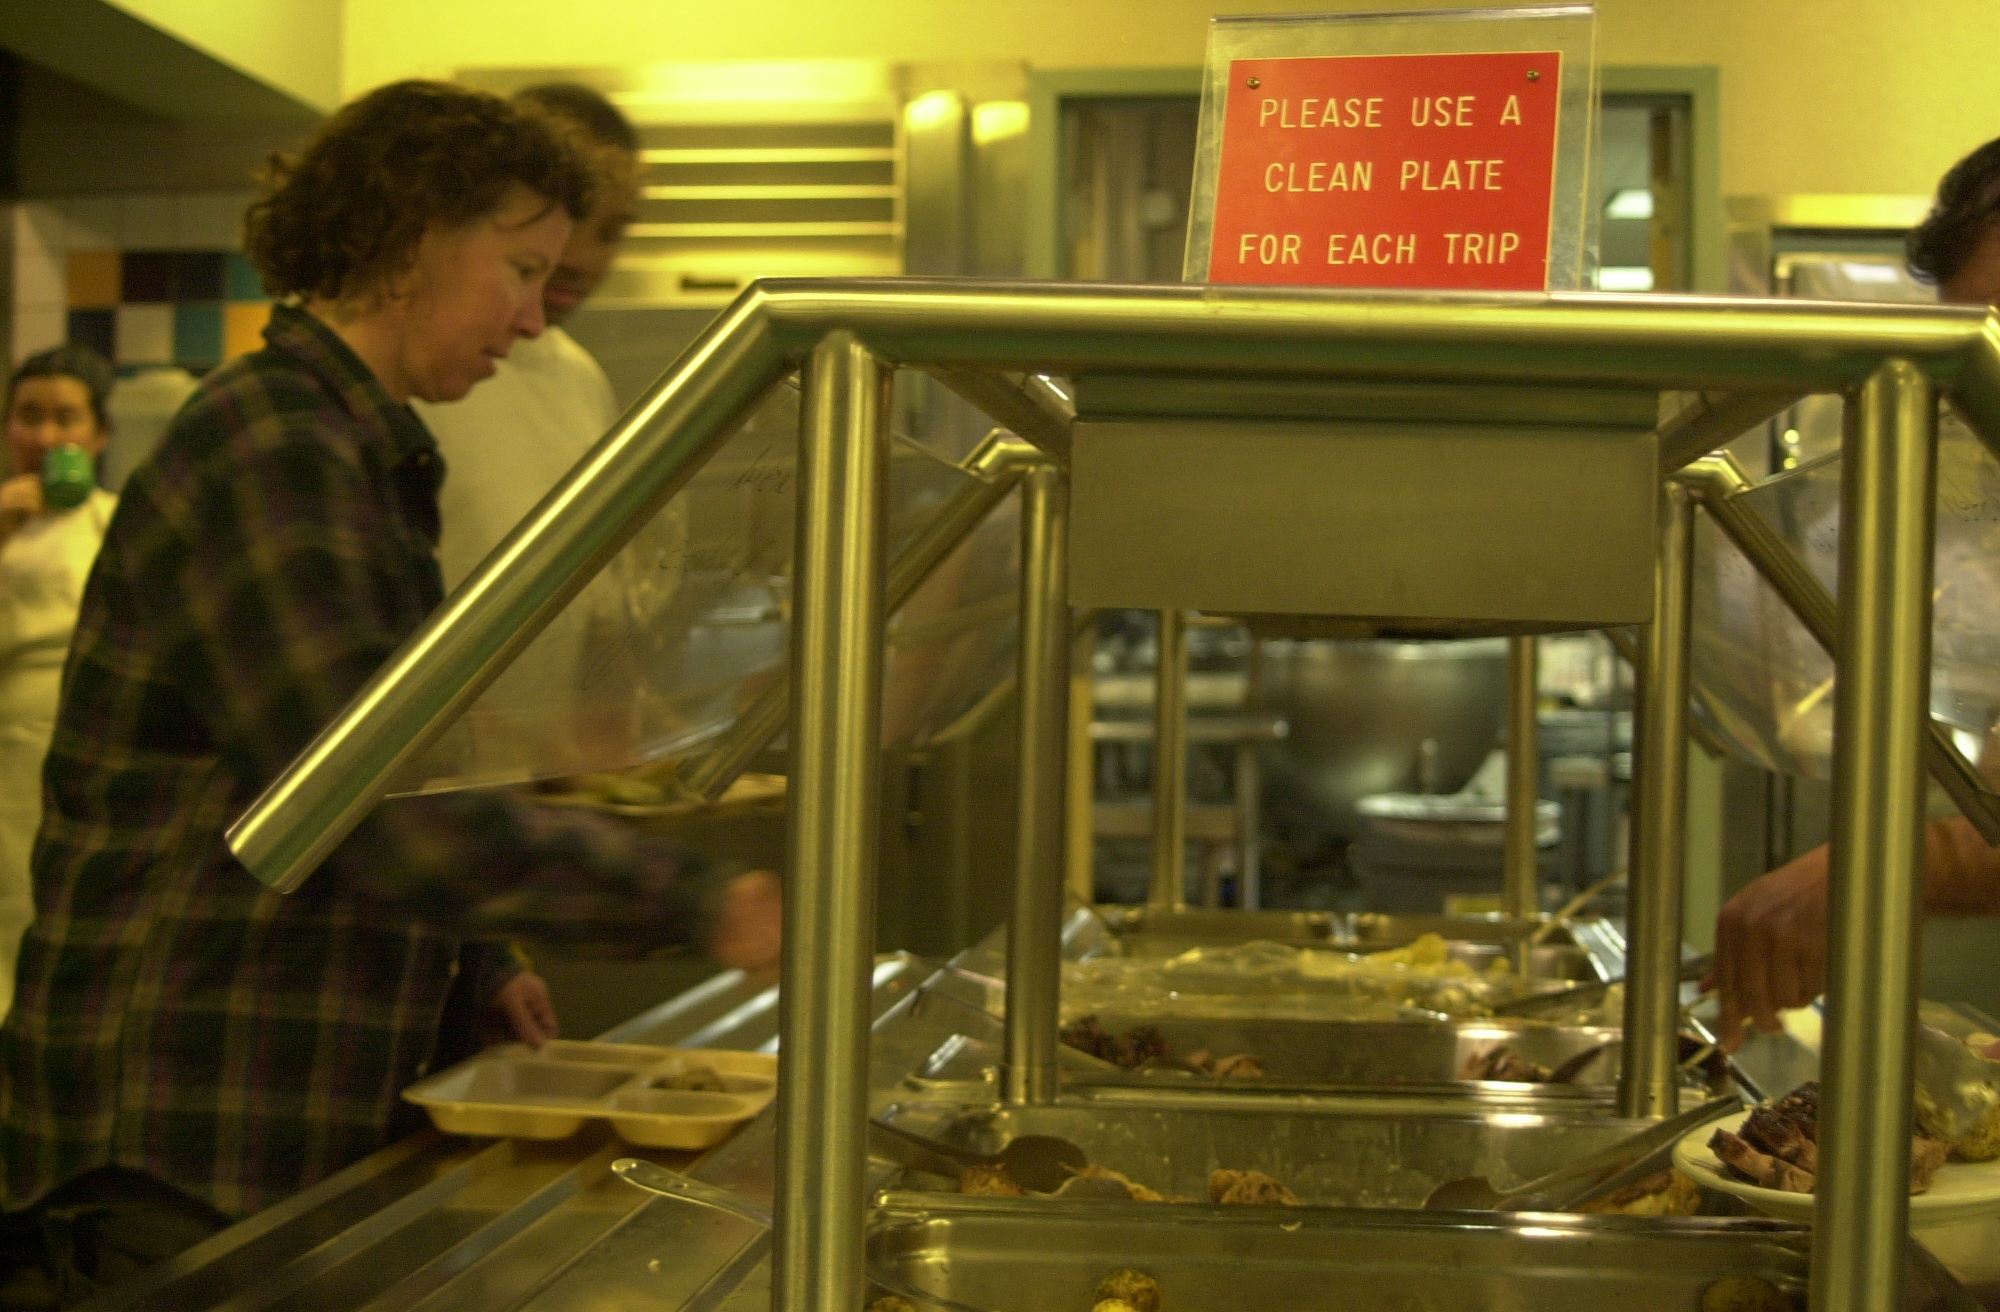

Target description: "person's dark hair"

left=245, top=79, right=594, bottom=304
left=9, top=343, right=115, bottom=430
left=1908, top=136, right=2000, bottom=287
left=513, top=82, right=638, bottom=154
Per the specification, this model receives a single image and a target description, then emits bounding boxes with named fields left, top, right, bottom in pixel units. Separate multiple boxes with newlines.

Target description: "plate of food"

left=1673, top=1081, right=2000, bottom=1226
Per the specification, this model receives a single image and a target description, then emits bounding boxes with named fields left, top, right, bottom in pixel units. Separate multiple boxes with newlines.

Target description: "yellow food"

left=1698, top=1275, right=1792, bottom=1312
left=865, top=1299, right=918, bottom=1312
left=1093, top=1268, right=1162, bottom=1312
left=1578, top=1169, right=1701, bottom=1217
left=958, top=1164, right=1023, bottom=1196
left=1914, top=1085, right=2000, bottom=1162
left=1208, top=1168, right=1299, bottom=1206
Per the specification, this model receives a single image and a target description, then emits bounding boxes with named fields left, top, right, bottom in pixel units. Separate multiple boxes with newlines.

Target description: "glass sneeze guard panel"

left=389, top=381, right=1019, bottom=798
left=1690, top=408, right=2000, bottom=780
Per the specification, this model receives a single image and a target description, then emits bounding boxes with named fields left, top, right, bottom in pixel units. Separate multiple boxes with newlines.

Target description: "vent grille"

left=603, top=119, right=903, bottom=306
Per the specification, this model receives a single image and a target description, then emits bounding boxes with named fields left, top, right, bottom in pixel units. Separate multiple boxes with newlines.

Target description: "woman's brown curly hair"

left=245, top=80, right=595, bottom=304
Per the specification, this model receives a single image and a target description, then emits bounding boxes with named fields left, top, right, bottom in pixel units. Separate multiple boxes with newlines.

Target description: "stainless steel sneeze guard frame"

left=228, top=280, right=2000, bottom=891
left=223, top=280, right=2000, bottom=1312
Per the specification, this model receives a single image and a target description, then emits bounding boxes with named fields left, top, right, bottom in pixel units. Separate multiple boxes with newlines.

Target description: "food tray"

left=402, top=1040, right=776, bottom=1149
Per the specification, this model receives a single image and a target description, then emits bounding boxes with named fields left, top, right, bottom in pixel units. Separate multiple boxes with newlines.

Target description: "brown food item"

left=1699, top=1275, right=1793, bottom=1312
left=1460, top=1046, right=1553, bottom=1083
left=865, top=1299, right=918, bottom=1312
left=1093, top=1268, right=1162, bottom=1312
left=1738, top=1103, right=1819, bottom=1175
left=958, top=1163, right=1024, bottom=1196
left=1209, top=1053, right=1267, bottom=1079
left=1208, top=1167, right=1299, bottom=1206
left=1911, top=1135, right=1952, bottom=1194
left=1114, top=1025, right=1172, bottom=1070
left=1093, top=1303, right=1143, bottom=1312
left=1577, top=1169, right=1701, bottom=1217
left=1061, top=1016, right=1120, bottom=1064
left=656, top=1064, right=727, bottom=1092
left=1714, top=1082, right=1954, bottom=1197
left=1711, top=1129, right=1816, bottom=1194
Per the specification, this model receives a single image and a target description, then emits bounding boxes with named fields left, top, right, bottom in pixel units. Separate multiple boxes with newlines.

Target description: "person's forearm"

left=1923, top=816, right=2000, bottom=914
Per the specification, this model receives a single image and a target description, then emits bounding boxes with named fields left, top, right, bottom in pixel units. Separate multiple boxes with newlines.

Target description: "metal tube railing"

left=227, top=284, right=2000, bottom=894
left=679, top=429, right=1042, bottom=803
left=1147, top=608, right=1190, bottom=910
left=1002, top=463, right=1070, bottom=1105
left=1813, top=360, right=1938, bottom=1312
left=1619, top=482, right=1696, bottom=1119
left=772, top=331, right=889, bottom=1312
left=1502, top=636, right=1542, bottom=923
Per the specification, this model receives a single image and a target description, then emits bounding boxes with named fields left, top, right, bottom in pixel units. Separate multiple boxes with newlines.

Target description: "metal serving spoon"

left=867, top=1116, right=1087, bottom=1194
left=1423, top=1094, right=1740, bottom=1212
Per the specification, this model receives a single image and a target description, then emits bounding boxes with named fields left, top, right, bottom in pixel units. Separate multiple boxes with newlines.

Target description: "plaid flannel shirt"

left=1, top=305, right=712, bottom=1219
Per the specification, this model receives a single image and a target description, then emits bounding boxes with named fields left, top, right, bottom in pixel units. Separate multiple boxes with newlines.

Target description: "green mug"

left=42, top=445, right=96, bottom=511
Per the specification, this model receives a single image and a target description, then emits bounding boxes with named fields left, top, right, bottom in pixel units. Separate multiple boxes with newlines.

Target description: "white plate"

left=1673, top=1109, right=2000, bottom=1227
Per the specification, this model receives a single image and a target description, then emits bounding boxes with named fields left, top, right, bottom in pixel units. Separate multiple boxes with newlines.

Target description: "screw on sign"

left=1205, top=50, right=1563, bottom=291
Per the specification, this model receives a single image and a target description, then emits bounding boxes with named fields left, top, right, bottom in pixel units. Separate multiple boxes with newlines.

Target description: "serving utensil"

left=867, top=1116, right=1087, bottom=1194
left=1423, top=1094, right=1741, bottom=1212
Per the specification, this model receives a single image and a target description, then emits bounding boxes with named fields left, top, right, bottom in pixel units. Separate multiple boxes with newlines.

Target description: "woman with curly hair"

left=0, top=80, right=780, bottom=1306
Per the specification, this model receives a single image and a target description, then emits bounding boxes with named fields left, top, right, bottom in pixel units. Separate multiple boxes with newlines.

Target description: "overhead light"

left=1605, top=188, right=1654, bottom=220
left=1597, top=266, right=1655, bottom=291
left=971, top=101, right=1029, bottom=146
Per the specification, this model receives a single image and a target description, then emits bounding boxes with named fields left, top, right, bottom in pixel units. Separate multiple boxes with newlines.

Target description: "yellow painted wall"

left=343, top=0, right=2000, bottom=200
left=110, top=0, right=344, bottom=112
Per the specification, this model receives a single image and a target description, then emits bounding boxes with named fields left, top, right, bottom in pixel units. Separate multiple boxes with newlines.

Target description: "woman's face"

left=7, top=375, right=107, bottom=478
left=394, top=184, right=573, bottom=403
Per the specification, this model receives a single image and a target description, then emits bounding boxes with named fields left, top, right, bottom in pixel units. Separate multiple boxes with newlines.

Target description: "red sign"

left=1204, top=50, right=1563, bottom=291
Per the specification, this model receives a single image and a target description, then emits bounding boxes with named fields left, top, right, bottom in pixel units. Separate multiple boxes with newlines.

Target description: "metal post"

left=1618, top=481, right=1695, bottom=1120
left=1004, top=464, right=1070, bottom=1105
left=773, top=331, right=889, bottom=1312
left=1812, top=360, right=1937, bottom=1312
left=1238, top=639, right=1264, bottom=911
left=1148, top=609, right=1190, bottom=910
left=1065, top=620, right=1098, bottom=907
left=1502, top=636, right=1541, bottom=923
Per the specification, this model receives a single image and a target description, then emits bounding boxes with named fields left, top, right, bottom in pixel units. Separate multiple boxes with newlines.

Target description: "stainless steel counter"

left=84, top=924, right=2000, bottom=1311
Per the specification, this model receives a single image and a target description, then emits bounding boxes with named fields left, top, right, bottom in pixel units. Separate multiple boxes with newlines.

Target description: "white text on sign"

left=1444, top=232, right=1520, bottom=264
left=1264, top=161, right=1375, bottom=192
left=1399, top=159, right=1504, bottom=191
left=1239, top=232, right=1303, bottom=265
left=1328, top=234, right=1418, bottom=265
left=1259, top=98, right=1384, bottom=129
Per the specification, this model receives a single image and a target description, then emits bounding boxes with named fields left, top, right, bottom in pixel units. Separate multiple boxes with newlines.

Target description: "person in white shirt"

left=410, top=84, right=644, bottom=1048
left=0, top=346, right=119, bottom=1022
left=416, top=82, right=639, bottom=589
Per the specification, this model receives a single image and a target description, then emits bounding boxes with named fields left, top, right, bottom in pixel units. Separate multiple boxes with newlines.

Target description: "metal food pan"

left=867, top=1193, right=1818, bottom=1312
left=880, top=1093, right=1646, bottom=1209
left=1063, top=1014, right=1622, bottom=1090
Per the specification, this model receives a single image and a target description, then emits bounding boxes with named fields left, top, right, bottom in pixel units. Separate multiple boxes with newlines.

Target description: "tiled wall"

left=10, top=191, right=272, bottom=370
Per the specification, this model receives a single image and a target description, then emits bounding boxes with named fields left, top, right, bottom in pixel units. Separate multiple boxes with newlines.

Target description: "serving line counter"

left=69, top=917, right=2000, bottom=1312
left=215, top=280, right=2000, bottom=1312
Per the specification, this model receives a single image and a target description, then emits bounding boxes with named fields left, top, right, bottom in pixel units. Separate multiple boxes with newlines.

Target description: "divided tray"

left=402, top=1040, right=777, bottom=1150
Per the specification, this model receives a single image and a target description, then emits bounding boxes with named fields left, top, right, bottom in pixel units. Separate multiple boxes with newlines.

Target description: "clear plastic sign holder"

left=1185, top=4, right=1599, bottom=292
